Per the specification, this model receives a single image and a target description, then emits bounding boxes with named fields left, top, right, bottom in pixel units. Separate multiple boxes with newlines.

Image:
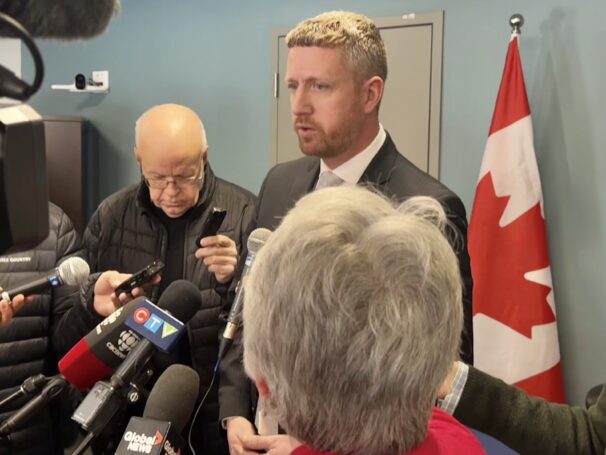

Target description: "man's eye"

left=312, top=82, right=328, bottom=91
left=287, top=82, right=297, bottom=92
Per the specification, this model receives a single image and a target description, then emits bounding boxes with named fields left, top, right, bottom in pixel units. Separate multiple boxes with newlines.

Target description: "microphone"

left=59, top=279, right=202, bottom=390
left=1, top=256, right=89, bottom=301
left=71, top=281, right=201, bottom=446
left=58, top=297, right=145, bottom=390
left=218, top=228, right=272, bottom=360
left=0, top=376, right=67, bottom=436
left=115, top=364, right=200, bottom=455
left=0, top=0, right=119, bottom=39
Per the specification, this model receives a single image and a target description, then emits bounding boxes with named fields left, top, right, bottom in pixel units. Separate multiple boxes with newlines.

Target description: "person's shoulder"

left=214, top=176, right=256, bottom=203
left=94, top=184, right=140, bottom=215
left=264, top=155, right=317, bottom=186
left=270, top=155, right=316, bottom=175
left=48, top=202, right=76, bottom=232
left=418, top=408, right=486, bottom=454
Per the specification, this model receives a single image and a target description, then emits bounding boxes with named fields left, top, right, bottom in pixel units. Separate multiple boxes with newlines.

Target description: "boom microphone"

left=0, top=0, right=120, bottom=39
left=115, top=364, right=200, bottom=454
left=1, top=256, right=89, bottom=301
left=218, top=228, right=271, bottom=360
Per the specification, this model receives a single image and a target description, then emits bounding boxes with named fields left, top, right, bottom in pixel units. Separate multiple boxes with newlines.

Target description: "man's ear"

left=254, top=377, right=271, bottom=398
left=202, top=148, right=209, bottom=166
left=134, top=147, right=141, bottom=166
left=362, top=76, right=384, bottom=114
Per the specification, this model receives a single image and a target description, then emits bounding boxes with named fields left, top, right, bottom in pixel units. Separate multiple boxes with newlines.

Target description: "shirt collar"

left=319, top=124, right=386, bottom=186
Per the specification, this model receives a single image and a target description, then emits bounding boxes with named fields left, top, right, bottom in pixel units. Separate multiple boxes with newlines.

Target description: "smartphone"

left=114, top=260, right=165, bottom=297
left=195, top=207, right=227, bottom=247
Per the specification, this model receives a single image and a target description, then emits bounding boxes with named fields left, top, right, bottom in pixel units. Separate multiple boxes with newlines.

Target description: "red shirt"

left=291, top=408, right=485, bottom=455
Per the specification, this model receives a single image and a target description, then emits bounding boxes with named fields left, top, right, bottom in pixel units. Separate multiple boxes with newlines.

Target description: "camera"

left=74, top=73, right=86, bottom=90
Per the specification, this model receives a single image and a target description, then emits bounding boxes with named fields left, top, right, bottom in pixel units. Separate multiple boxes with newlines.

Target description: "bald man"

left=81, top=104, right=255, bottom=454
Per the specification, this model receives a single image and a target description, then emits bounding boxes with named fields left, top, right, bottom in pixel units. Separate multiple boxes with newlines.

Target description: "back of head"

left=243, top=186, right=462, bottom=455
left=285, top=11, right=387, bottom=83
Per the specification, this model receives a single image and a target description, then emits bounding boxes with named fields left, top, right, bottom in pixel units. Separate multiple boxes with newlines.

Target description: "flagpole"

left=509, top=13, right=524, bottom=35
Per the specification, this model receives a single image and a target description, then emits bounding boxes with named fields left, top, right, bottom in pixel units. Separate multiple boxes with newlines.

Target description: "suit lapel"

left=288, top=157, right=320, bottom=202
left=359, top=133, right=398, bottom=187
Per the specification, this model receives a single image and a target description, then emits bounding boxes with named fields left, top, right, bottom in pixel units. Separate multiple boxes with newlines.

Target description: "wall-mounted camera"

left=51, top=71, right=110, bottom=93
left=74, top=73, right=87, bottom=90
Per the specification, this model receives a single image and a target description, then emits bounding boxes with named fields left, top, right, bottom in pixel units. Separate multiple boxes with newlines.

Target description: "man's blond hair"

left=286, top=11, right=387, bottom=82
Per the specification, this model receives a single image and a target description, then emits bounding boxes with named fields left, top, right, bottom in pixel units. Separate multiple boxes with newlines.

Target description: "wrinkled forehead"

left=140, top=151, right=201, bottom=174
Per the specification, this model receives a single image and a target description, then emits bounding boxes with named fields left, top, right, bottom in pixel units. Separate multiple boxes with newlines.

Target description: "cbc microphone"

left=115, top=364, right=200, bottom=455
left=59, top=280, right=201, bottom=391
left=1, top=256, right=89, bottom=301
left=71, top=281, right=201, bottom=444
left=218, top=228, right=272, bottom=360
left=58, top=297, right=144, bottom=390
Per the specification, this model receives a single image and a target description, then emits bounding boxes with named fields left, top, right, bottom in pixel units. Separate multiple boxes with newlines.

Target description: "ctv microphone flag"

left=125, top=299, right=186, bottom=353
left=468, top=21, right=565, bottom=402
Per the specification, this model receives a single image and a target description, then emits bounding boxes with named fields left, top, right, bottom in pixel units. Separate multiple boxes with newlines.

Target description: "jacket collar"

left=358, top=132, right=397, bottom=187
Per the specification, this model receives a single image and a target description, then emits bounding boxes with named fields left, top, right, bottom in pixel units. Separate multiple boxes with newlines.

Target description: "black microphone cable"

left=187, top=359, right=220, bottom=455
left=0, top=12, right=44, bottom=100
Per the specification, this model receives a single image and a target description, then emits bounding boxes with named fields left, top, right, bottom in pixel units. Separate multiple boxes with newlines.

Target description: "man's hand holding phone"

left=194, top=208, right=237, bottom=284
left=93, top=262, right=164, bottom=317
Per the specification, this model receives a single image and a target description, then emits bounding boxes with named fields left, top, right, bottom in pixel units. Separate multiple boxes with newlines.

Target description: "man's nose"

left=290, top=86, right=312, bottom=116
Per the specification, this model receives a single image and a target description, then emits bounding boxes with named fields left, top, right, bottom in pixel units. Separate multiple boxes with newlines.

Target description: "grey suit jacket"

left=219, top=133, right=473, bottom=421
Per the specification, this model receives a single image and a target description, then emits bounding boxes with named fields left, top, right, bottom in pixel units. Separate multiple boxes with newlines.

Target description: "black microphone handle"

left=110, top=339, right=156, bottom=391
left=0, top=377, right=67, bottom=435
left=0, top=374, right=49, bottom=412
left=4, top=271, right=60, bottom=299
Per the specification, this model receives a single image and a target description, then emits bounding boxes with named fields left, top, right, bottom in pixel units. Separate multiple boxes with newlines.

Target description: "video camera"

left=0, top=1, right=118, bottom=253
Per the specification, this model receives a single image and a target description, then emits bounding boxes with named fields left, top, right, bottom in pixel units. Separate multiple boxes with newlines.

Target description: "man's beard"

left=296, top=121, right=359, bottom=159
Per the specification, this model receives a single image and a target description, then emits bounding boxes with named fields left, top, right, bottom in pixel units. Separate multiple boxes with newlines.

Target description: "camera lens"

left=75, top=74, right=86, bottom=90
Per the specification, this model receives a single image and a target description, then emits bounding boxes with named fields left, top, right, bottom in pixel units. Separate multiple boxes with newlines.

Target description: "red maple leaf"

left=469, top=173, right=555, bottom=338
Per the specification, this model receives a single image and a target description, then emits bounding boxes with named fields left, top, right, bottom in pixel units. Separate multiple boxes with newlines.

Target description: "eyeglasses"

left=140, top=152, right=206, bottom=190
left=142, top=162, right=204, bottom=190
left=143, top=173, right=203, bottom=190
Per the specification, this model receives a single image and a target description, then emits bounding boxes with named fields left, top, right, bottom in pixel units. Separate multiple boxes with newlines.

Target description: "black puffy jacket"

left=0, top=202, right=86, bottom=454
left=82, top=166, right=255, bottom=455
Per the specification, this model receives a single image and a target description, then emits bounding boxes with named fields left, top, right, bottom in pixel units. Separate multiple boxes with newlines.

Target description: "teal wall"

left=25, top=0, right=606, bottom=405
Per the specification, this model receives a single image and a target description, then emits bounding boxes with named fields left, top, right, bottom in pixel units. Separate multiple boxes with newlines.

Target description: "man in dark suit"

left=220, top=11, right=473, bottom=455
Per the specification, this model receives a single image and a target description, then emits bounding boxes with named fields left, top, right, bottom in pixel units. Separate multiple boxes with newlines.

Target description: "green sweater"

left=454, top=366, right=606, bottom=454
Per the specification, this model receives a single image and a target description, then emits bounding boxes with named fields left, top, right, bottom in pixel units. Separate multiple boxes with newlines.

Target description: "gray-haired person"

left=241, top=187, right=485, bottom=455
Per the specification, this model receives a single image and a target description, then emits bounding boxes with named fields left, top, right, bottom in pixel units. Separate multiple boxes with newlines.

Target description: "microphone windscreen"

left=0, top=0, right=119, bottom=39
left=156, top=280, right=201, bottom=323
left=143, top=364, right=200, bottom=433
left=57, top=257, right=90, bottom=286
left=247, top=228, right=272, bottom=254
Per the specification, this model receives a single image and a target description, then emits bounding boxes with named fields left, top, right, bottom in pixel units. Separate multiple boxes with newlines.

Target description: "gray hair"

left=243, top=186, right=463, bottom=455
left=285, top=11, right=387, bottom=83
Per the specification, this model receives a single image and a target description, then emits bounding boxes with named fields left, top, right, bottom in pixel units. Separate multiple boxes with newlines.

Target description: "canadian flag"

left=468, top=32, right=565, bottom=402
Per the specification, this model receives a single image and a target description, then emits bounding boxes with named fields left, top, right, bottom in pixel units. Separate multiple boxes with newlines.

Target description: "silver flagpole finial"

left=510, top=14, right=524, bottom=35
